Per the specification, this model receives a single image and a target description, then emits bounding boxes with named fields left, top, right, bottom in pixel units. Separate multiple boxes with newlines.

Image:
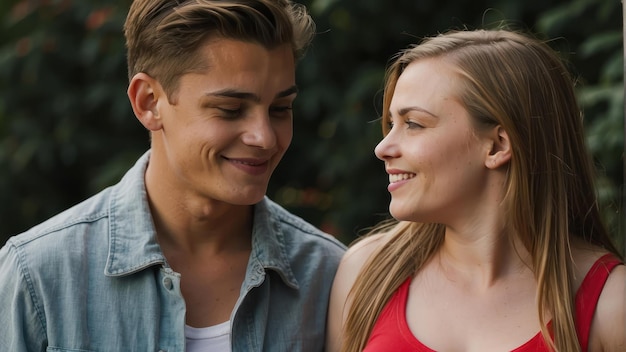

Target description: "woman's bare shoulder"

left=341, top=232, right=391, bottom=271
left=326, top=231, right=393, bottom=352
left=571, top=240, right=626, bottom=351
left=329, top=231, right=392, bottom=308
left=570, top=239, right=617, bottom=286
left=591, top=262, right=626, bottom=351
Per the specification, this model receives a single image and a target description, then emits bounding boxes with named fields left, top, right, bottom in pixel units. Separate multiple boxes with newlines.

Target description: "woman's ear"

left=485, top=125, right=512, bottom=169
left=127, top=73, right=164, bottom=131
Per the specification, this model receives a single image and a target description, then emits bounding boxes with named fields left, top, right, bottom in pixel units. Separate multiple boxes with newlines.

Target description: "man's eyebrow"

left=277, top=85, right=298, bottom=98
left=206, top=85, right=299, bottom=102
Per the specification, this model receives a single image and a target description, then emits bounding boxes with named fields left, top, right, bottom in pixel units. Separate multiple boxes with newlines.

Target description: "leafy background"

left=0, top=0, right=623, bottom=252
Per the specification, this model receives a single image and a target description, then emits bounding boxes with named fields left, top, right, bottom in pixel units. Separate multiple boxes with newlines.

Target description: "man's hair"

left=123, top=0, right=315, bottom=99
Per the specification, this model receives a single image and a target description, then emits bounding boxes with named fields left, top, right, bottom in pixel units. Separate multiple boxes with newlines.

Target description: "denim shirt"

left=0, top=152, right=347, bottom=352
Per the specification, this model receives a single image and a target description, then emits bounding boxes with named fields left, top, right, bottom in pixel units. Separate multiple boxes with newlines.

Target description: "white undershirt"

left=185, top=320, right=231, bottom=352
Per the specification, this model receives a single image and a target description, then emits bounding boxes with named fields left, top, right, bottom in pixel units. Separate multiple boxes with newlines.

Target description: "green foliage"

left=0, top=0, right=142, bottom=240
left=1, top=0, right=623, bottom=249
left=536, top=0, right=624, bottom=251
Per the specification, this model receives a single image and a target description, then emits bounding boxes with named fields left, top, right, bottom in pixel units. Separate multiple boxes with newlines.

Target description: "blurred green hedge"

left=0, top=0, right=623, bottom=250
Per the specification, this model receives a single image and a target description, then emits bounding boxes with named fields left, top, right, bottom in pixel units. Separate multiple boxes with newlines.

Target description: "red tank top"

left=363, top=253, right=622, bottom=351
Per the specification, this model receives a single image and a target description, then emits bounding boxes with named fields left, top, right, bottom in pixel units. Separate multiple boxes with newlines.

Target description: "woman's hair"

left=343, top=29, right=622, bottom=352
left=123, top=0, right=315, bottom=101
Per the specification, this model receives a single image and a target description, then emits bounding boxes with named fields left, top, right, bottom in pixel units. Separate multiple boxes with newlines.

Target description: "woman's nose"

left=374, top=132, right=400, bottom=161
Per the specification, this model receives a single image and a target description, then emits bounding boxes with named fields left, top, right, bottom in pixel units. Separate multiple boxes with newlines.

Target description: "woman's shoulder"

left=329, top=231, right=393, bottom=307
left=570, top=240, right=622, bottom=289
left=589, top=257, right=626, bottom=350
left=329, top=231, right=393, bottom=304
left=341, top=232, right=392, bottom=271
left=592, top=260, right=626, bottom=350
left=571, top=242, right=626, bottom=350
left=326, top=231, right=394, bottom=352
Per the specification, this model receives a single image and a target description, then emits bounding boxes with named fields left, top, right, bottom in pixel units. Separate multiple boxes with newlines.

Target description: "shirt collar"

left=104, top=151, right=298, bottom=290
left=249, top=197, right=299, bottom=289
left=105, top=151, right=166, bottom=276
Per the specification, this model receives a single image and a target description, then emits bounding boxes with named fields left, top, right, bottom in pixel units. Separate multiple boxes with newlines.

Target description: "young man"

left=0, top=1, right=346, bottom=351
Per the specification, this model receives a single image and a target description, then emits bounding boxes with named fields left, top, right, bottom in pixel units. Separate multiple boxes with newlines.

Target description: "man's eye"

left=270, top=105, right=292, bottom=112
left=270, top=106, right=293, bottom=115
left=218, top=107, right=242, bottom=118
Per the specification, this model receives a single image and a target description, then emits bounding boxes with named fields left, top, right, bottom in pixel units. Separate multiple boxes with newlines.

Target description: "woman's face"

left=375, top=58, right=494, bottom=226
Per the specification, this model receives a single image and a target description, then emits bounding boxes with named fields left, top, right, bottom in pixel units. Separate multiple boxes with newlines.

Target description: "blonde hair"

left=343, top=29, right=622, bottom=352
left=123, top=0, right=315, bottom=100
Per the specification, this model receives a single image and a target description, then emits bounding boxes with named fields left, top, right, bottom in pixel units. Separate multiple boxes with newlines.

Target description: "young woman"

left=326, top=29, right=625, bottom=352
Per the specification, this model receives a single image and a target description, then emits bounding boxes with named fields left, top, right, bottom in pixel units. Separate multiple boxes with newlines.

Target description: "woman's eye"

left=406, top=120, right=423, bottom=129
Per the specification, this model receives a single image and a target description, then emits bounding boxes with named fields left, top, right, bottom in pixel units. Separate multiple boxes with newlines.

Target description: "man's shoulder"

left=5, top=187, right=113, bottom=251
left=5, top=151, right=150, bottom=251
left=0, top=187, right=116, bottom=292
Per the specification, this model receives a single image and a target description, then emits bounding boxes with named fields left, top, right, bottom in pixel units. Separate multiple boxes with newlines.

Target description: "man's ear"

left=127, top=73, right=164, bottom=131
left=485, top=125, right=512, bottom=169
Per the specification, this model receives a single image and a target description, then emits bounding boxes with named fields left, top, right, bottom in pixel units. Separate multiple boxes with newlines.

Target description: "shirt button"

left=163, top=277, right=173, bottom=290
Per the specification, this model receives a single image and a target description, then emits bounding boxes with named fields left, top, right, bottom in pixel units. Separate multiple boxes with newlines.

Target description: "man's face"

left=151, top=39, right=296, bottom=206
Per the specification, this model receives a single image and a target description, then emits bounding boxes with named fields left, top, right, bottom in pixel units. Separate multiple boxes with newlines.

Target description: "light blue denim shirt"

left=0, top=151, right=347, bottom=352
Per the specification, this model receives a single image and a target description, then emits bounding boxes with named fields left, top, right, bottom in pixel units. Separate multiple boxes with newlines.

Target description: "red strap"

left=574, top=253, right=622, bottom=351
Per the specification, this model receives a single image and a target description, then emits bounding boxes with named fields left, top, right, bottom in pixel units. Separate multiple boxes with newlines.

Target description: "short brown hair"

left=124, top=0, right=315, bottom=98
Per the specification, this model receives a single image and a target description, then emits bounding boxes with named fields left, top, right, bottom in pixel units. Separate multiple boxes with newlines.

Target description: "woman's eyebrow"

left=396, top=106, right=438, bottom=118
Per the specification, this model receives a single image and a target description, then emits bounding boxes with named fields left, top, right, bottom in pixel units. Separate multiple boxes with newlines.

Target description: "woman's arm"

left=592, top=263, right=626, bottom=352
left=325, top=233, right=388, bottom=352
